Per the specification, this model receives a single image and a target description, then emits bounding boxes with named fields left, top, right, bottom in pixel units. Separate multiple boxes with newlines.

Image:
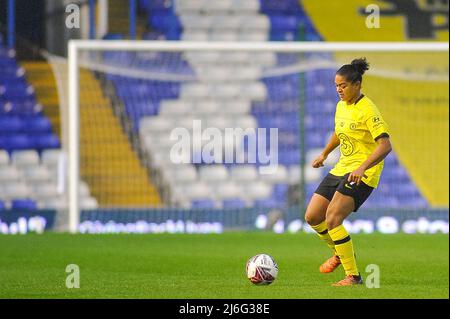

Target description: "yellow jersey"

left=329, top=95, right=390, bottom=188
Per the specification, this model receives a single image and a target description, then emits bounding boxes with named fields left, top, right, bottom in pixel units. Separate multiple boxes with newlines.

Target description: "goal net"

left=54, top=41, right=449, bottom=233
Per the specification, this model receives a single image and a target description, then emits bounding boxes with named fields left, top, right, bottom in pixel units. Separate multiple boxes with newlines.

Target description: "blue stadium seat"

left=254, top=198, right=279, bottom=208
left=191, top=199, right=216, bottom=209
left=0, top=200, right=5, bottom=210
left=222, top=198, right=247, bottom=209
left=34, top=134, right=61, bottom=150
left=24, top=116, right=52, bottom=134
left=0, top=116, right=24, bottom=135
left=11, top=199, right=37, bottom=210
left=1, top=134, right=34, bottom=152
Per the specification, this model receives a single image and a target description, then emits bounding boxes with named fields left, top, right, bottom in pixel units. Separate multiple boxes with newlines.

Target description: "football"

left=246, top=254, right=278, bottom=285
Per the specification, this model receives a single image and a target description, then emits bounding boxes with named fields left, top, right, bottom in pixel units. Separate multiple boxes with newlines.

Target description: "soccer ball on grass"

left=246, top=254, right=278, bottom=285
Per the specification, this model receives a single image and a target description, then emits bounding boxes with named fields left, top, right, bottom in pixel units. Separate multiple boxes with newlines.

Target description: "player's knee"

left=304, top=211, right=322, bottom=226
left=325, top=209, right=342, bottom=230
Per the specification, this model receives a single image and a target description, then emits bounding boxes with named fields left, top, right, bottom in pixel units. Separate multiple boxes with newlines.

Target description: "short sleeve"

left=364, top=105, right=390, bottom=141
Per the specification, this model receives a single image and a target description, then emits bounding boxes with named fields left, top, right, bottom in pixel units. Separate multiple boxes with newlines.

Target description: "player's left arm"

left=348, top=105, right=392, bottom=185
left=348, top=135, right=392, bottom=185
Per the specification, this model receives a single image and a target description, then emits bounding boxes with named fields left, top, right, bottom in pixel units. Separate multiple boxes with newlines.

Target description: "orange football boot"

left=332, top=274, right=363, bottom=286
left=319, top=255, right=341, bottom=273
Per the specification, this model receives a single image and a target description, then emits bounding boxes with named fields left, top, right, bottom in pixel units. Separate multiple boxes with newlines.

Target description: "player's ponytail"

left=336, top=57, right=370, bottom=83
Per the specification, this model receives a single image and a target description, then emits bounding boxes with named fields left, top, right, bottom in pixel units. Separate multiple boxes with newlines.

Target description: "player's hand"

left=312, top=154, right=327, bottom=168
left=348, top=167, right=367, bottom=185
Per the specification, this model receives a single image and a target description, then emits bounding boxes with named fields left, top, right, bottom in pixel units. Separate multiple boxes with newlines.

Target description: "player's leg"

left=305, top=194, right=335, bottom=251
left=304, top=174, right=343, bottom=273
left=326, top=176, right=374, bottom=286
left=326, top=191, right=362, bottom=285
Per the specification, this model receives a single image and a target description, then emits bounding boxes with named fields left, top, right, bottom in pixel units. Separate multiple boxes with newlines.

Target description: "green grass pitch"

left=0, top=232, right=448, bottom=299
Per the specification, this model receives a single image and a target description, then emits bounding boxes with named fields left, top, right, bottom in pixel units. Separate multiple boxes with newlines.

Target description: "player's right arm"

left=312, top=132, right=340, bottom=168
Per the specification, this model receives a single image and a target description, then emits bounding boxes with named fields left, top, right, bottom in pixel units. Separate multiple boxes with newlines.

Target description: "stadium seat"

left=191, top=199, right=216, bottom=209
left=254, top=198, right=278, bottom=208
left=166, top=164, right=198, bottom=184
left=214, top=182, right=243, bottom=200
left=1, top=182, right=30, bottom=200
left=139, top=116, right=175, bottom=134
left=11, top=150, right=40, bottom=168
left=259, top=165, right=288, bottom=184
left=32, top=182, right=60, bottom=200
left=23, top=166, right=51, bottom=183
left=222, top=198, right=246, bottom=209
left=174, top=0, right=203, bottom=14
left=0, top=149, right=9, bottom=166
left=180, top=15, right=213, bottom=30
left=11, top=199, right=37, bottom=210
left=203, top=0, right=233, bottom=13
left=243, top=181, right=272, bottom=200
left=240, top=15, right=270, bottom=31
left=80, top=197, right=99, bottom=210
left=199, top=165, right=229, bottom=183
left=42, top=197, right=68, bottom=210
left=0, top=166, right=22, bottom=182
left=0, top=200, right=5, bottom=210
left=41, top=149, right=64, bottom=167
left=230, top=165, right=258, bottom=182
left=178, top=182, right=213, bottom=200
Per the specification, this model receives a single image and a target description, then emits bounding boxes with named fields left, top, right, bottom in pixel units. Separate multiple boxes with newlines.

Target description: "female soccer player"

left=305, top=58, right=392, bottom=286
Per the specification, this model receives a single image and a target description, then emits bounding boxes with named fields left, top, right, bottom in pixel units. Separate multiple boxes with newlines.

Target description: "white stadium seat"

left=238, top=32, right=268, bottom=42
left=32, top=182, right=60, bottom=200
left=244, top=181, right=272, bottom=200
left=219, top=100, right=252, bottom=115
left=11, top=150, right=40, bottom=168
left=241, top=15, right=270, bottom=31
left=211, top=15, right=241, bottom=30
left=139, top=116, right=175, bottom=134
left=177, top=182, right=212, bottom=200
left=180, top=15, right=213, bottom=30
left=203, top=0, right=233, bottom=13
left=233, top=115, right=258, bottom=130
left=23, top=166, right=51, bottom=182
left=1, top=182, right=30, bottom=200
left=259, top=165, right=289, bottom=184
left=199, top=165, right=229, bottom=183
left=194, top=100, right=221, bottom=115
left=159, top=100, right=193, bottom=116
left=185, top=51, right=220, bottom=65
left=214, top=181, right=242, bottom=200
left=79, top=181, right=91, bottom=197
left=0, top=150, right=9, bottom=166
left=231, top=0, right=260, bottom=13
left=41, top=149, right=64, bottom=167
left=180, top=83, right=211, bottom=98
left=181, top=31, right=209, bottom=41
left=230, top=165, right=258, bottom=182
left=42, top=197, right=68, bottom=210
left=241, top=82, right=267, bottom=100
left=174, top=0, right=203, bottom=14
left=0, top=166, right=22, bottom=182
left=210, top=84, right=241, bottom=98
left=80, top=197, right=99, bottom=210
left=168, top=164, right=198, bottom=184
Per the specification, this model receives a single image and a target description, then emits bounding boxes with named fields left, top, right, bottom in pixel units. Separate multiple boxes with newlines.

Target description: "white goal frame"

left=67, top=40, right=449, bottom=233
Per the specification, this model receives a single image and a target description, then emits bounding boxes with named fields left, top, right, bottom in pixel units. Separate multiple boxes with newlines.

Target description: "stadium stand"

left=0, top=41, right=98, bottom=211
left=86, top=0, right=431, bottom=209
left=1, top=0, right=427, bottom=212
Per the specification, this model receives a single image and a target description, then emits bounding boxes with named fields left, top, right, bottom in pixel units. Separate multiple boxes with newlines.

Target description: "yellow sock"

left=310, top=221, right=336, bottom=254
left=328, top=225, right=359, bottom=276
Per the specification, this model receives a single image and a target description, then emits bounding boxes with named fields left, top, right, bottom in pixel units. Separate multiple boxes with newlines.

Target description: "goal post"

left=67, top=40, right=449, bottom=234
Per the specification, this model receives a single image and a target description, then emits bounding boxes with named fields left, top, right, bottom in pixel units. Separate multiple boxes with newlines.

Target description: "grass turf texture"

left=0, top=232, right=448, bottom=299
